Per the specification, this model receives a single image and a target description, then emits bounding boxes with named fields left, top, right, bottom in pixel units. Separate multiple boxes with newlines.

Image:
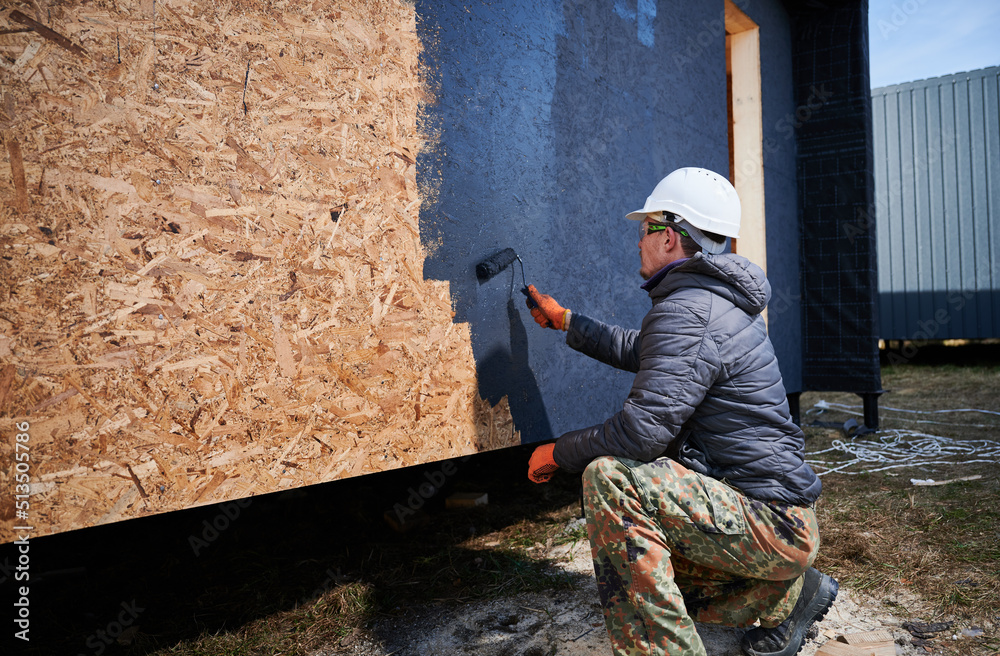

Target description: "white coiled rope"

left=804, top=401, right=1000, bottom=476
left=813, top=400, right=1000, bottom=417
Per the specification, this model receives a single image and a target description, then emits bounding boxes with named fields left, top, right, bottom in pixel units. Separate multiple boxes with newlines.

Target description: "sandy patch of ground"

left=328, top=517, right=949, bottom=656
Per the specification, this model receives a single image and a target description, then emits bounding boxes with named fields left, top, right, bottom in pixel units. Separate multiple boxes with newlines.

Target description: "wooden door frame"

left=726, top=0, right=766, bottom=279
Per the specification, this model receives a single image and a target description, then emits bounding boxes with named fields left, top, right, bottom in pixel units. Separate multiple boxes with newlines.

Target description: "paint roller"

left=476, top=247, right=537, bottom=309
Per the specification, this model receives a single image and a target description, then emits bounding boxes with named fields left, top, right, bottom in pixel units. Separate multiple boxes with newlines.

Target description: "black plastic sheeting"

left=790, top=0, right=882, bottom=393
left=415, top=1, right=730, bottom=443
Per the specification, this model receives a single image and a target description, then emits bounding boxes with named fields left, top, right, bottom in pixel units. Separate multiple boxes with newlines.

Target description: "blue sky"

left=868, top=0, right=1000, bottom=88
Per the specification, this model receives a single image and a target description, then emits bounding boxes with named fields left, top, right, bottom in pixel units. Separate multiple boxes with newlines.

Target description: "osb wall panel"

left=0, top=0, right=518, bottom=542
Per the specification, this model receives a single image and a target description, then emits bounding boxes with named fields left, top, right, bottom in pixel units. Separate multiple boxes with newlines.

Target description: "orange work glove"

left=525, top=285, right=570, bottom=331
left=528, top=443, right=559, bottom=483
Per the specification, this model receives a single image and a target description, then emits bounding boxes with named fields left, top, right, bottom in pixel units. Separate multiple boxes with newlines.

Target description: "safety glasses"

left=642, top=222, right=668, bottom=237
left=640, top=219, right=689, bottom=239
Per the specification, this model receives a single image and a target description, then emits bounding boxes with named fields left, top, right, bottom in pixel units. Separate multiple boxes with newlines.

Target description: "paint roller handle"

left=520, top=287, right=538, bottom=309
left=524, top=285, right=570, bottom=331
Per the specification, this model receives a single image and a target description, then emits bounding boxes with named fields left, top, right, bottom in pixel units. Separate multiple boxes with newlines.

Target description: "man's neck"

left=641, top=257, right=690, bottom=291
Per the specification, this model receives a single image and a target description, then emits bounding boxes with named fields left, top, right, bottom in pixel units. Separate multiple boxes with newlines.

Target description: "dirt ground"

left=324, top=517, right=951, bottom=656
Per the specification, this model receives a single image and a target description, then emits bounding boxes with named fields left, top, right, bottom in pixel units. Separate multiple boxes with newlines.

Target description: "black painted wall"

left=416, top=0, right=804, bottom=443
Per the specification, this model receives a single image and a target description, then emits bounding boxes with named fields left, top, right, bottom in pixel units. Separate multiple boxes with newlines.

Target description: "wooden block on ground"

left=816, top=638, right=895, bottom=656
left=838, top=630, right=895, bottom=645
left=446, top=492, right=488, bottom=509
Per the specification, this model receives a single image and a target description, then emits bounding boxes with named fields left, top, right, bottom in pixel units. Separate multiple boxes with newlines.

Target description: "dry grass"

left=149, top=582, right=379, bottom=655
left=804, top=352, right=1000, bottom=649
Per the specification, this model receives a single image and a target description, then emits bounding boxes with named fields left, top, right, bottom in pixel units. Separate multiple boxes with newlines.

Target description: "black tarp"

left=790, top=0, right=882, bottom=395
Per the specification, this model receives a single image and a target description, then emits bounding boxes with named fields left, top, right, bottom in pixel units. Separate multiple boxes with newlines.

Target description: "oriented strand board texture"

left=0, top=0, right=518, bottom=542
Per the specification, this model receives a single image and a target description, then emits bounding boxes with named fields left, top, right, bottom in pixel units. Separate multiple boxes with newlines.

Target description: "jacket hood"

left=651, top=253, right=771, bottom=315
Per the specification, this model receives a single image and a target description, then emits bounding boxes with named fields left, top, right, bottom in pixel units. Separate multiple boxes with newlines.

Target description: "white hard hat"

left=626, top=167, right=741, bottom=254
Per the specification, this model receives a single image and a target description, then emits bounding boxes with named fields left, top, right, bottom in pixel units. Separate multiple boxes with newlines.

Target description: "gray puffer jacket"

left=552, top=253, right=821, bottom=506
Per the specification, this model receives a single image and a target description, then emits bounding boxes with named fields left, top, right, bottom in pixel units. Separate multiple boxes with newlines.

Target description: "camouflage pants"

left=583, top=456, right=820, bottom=656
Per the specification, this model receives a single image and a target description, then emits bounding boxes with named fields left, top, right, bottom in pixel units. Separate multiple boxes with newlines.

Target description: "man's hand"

left=528, top=443, right=559, bottom=483
left=525, top=285, right=570, bottom=331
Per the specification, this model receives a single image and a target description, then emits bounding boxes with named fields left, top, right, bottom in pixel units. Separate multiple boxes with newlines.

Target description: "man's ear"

left=665, top=227, right=683, bottom=253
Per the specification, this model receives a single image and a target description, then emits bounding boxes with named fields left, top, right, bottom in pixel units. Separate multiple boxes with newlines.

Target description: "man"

left=524, top=167, right=837, bottom=656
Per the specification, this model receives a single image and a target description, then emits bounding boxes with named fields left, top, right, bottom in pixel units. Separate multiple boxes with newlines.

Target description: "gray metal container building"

left=873, top=66, right=1000, bottom=342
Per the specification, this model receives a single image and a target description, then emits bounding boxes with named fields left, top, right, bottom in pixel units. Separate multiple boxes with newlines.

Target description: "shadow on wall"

left=477, top=297, right=554, bottom=442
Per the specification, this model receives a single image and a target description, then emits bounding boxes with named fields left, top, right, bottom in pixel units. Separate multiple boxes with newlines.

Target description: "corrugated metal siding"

left=873, top=66, right=1000, bottom=340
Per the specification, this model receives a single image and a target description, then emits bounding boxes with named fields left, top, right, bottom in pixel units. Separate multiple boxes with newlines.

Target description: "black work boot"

left=741, top=568, right=838, bottom=656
